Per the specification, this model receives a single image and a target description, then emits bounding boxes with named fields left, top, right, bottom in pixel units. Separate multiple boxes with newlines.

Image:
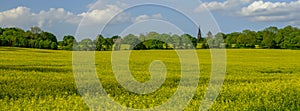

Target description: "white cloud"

left=37, top=8, right=80, bottom=27
left=0, top=6, right=80, bottom=28
left=79, top=4, right=130, bottom=25
left=195, top=0, right=253, bottom=12
left=239, top=0, right=300, bottom=24
left=0, top=7, right=33, bottom=27
left=87, top=1, right=128, bottom=10
left=194, top=0, right=300, bottom=25
left=133, top=13, right=163, bottom=23
left=0, top=3, right=131, bottom=28
left=152, top=13, right=163, bottom=19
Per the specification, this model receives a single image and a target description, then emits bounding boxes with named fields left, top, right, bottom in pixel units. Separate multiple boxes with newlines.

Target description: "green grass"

left=0, top=47, right=300, bottom=110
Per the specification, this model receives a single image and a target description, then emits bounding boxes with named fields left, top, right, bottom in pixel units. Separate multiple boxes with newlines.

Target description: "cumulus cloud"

left=239, top=0, right=300, bottom=24
left=195, top=0, right=253, bottom=12
left=87, top=1, right=128, bottom=10
left=194, top=0, right=300, bottom=25
left=37, top=8, right=81, bottom=27
left=0, top=6, right=79, bottom=28
left=132, top=14, right=163, bottom=23
left=0, top=7, right=34, bottom=27
left=0, top=3, right=131, bottom=28
left=79, top=4, right=130, bottom=25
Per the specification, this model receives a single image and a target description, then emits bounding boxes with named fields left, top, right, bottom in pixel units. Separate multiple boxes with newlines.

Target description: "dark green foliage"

left=95, top=35, right=114, bottom=51
left=149, top=39, right=164, bottom=49
left=103, top=38, right=114, bottom=51
left=1, top=25, right=300, bottom=50
left=61, top=35, right=76, bottom=50
left=0, top=26, right=58, bottom=50
left=76, top=38, right=95, bottom=51
left=122, top=34, right=141, bottom=49
left=133, top=42, right=147, bottom=50
left=0, top=27, right=3, bottom=35
left=224, top=26, right=300, bottom=49
left=50, top=42, right=58, bottom=50
left=181, top=34, right=197, bottom=49
left=95, top=35, right=105, bottom=51
left=237, top=30, right=257, bottom=48
left=112, top=35, right=121, bottom=51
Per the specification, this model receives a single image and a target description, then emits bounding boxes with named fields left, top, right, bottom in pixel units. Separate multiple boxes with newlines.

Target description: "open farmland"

left=0, top=47, right=300, bottom=110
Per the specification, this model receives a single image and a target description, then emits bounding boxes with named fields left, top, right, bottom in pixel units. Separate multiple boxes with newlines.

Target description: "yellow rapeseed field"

left=0, top=47, right=299, bottom=110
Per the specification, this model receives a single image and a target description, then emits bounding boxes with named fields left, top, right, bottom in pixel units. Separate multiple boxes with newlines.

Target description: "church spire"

left=197, top=25, right=202, bottom=42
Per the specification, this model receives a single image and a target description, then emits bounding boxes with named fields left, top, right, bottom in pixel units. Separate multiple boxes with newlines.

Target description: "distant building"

left=197, top=25, right=202, bottom=42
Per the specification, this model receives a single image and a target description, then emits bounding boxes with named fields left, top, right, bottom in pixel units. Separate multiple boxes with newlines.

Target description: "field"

left=0, top=47, right=300, bottom=110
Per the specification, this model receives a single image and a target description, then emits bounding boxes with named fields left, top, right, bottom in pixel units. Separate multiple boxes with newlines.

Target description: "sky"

left=0, top=0, right=299, bottom=40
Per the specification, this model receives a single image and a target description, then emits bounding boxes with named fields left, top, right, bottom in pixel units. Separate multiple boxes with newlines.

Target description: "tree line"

left=224, top=26, right=300, bottom=49
left=0, top=26, right=58, bottom=49
left=1, top=25, right=300, bottom=51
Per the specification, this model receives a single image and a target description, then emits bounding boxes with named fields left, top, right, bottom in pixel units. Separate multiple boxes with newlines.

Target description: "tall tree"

left=181, top=34, right=196, bottom=49
left=291, top=36, right=300, bottom=49
left=103, top=38, right=114, bottom=51
left=262, top=29, right=276, bottom=48
left=96, top=35, right=105, bottom=51
left=236, top=30, right=257, bottom=48
left=41, top=32, right=57, bottom=42
left=30, top=26, right=42, bottom=34
left=171, top=34, right=181, bottom=49
left=62, top=35, right=76, bottom=50
left=78, top=38, right=94, bottom=51
left=274, top=30, right=284, bottom=48
left=122, top=34, right=140, bottom=49
left=225, top=32, right=240, bottom=48
left=206, top=31, right=214, bottom=48
left=214, top=32, right=226, bottom=48
left=0, top=27, right=3, bottom=35
left=112, top=35, right=121, bottom=51
left=161, top=33, right=171, bottom=49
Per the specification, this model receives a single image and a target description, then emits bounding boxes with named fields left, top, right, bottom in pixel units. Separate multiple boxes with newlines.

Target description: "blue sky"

left=0, top=0, right=299, bottom=40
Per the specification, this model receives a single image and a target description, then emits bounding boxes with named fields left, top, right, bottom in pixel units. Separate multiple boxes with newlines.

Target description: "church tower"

left=197, top=25, right=202, bottom=42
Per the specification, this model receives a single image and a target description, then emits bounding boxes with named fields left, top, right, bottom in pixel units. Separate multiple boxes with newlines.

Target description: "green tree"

left=30, top=26, right=42, bottom=34
left=255, top=31, right=263, bottom=47
left=139, top=34, right=146, bottom=42
left=149, top=39, right=164, bottom=49
left=161, top=33, right=171, bottom=49
left=78, top=38, right=94, bottom=51
left=43, top=39, right=52, bottom=49
left=214, top=32, right=226, bottom=48
left=103, top=38, right=113, bottom=51
left=112, top=35, right=121, bottom=51
left=41, top=32, right=57, bottom=42
left=146, top=32, right=160, bottom=40
left=291, top=36, right=300, bottom=49
left=206, top=31, right=214, bottom=48
left=236, top=30, right=257, bottom=48
left=280, top=26, right=294, bottom=49
left=50, top=42, right=58, bottom=49
left=133, top=42, right=147, bottom=50
left=38, top=40, right=44, bottom=49
left=28, top=39, right=35, bottom=48
left=171, top=34, right=181, bottom=49
left=274, top=31, right=284, bottom=48
left=0, top=27, right=3, bottom=35
left=181, top=34, right=196, bottom=49
left=122, top=34, right=140, bottom=49
left=96, top=35, right=105, bottom=51
left=262, top=29, right=276, bottom=48
left=62, top=35, right=76, bottom=50
left=225, top=32, right=240, bottom=48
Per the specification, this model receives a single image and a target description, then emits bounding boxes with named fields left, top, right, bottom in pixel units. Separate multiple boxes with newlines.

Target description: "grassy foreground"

left=0, top=47, right=300, bottom=110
